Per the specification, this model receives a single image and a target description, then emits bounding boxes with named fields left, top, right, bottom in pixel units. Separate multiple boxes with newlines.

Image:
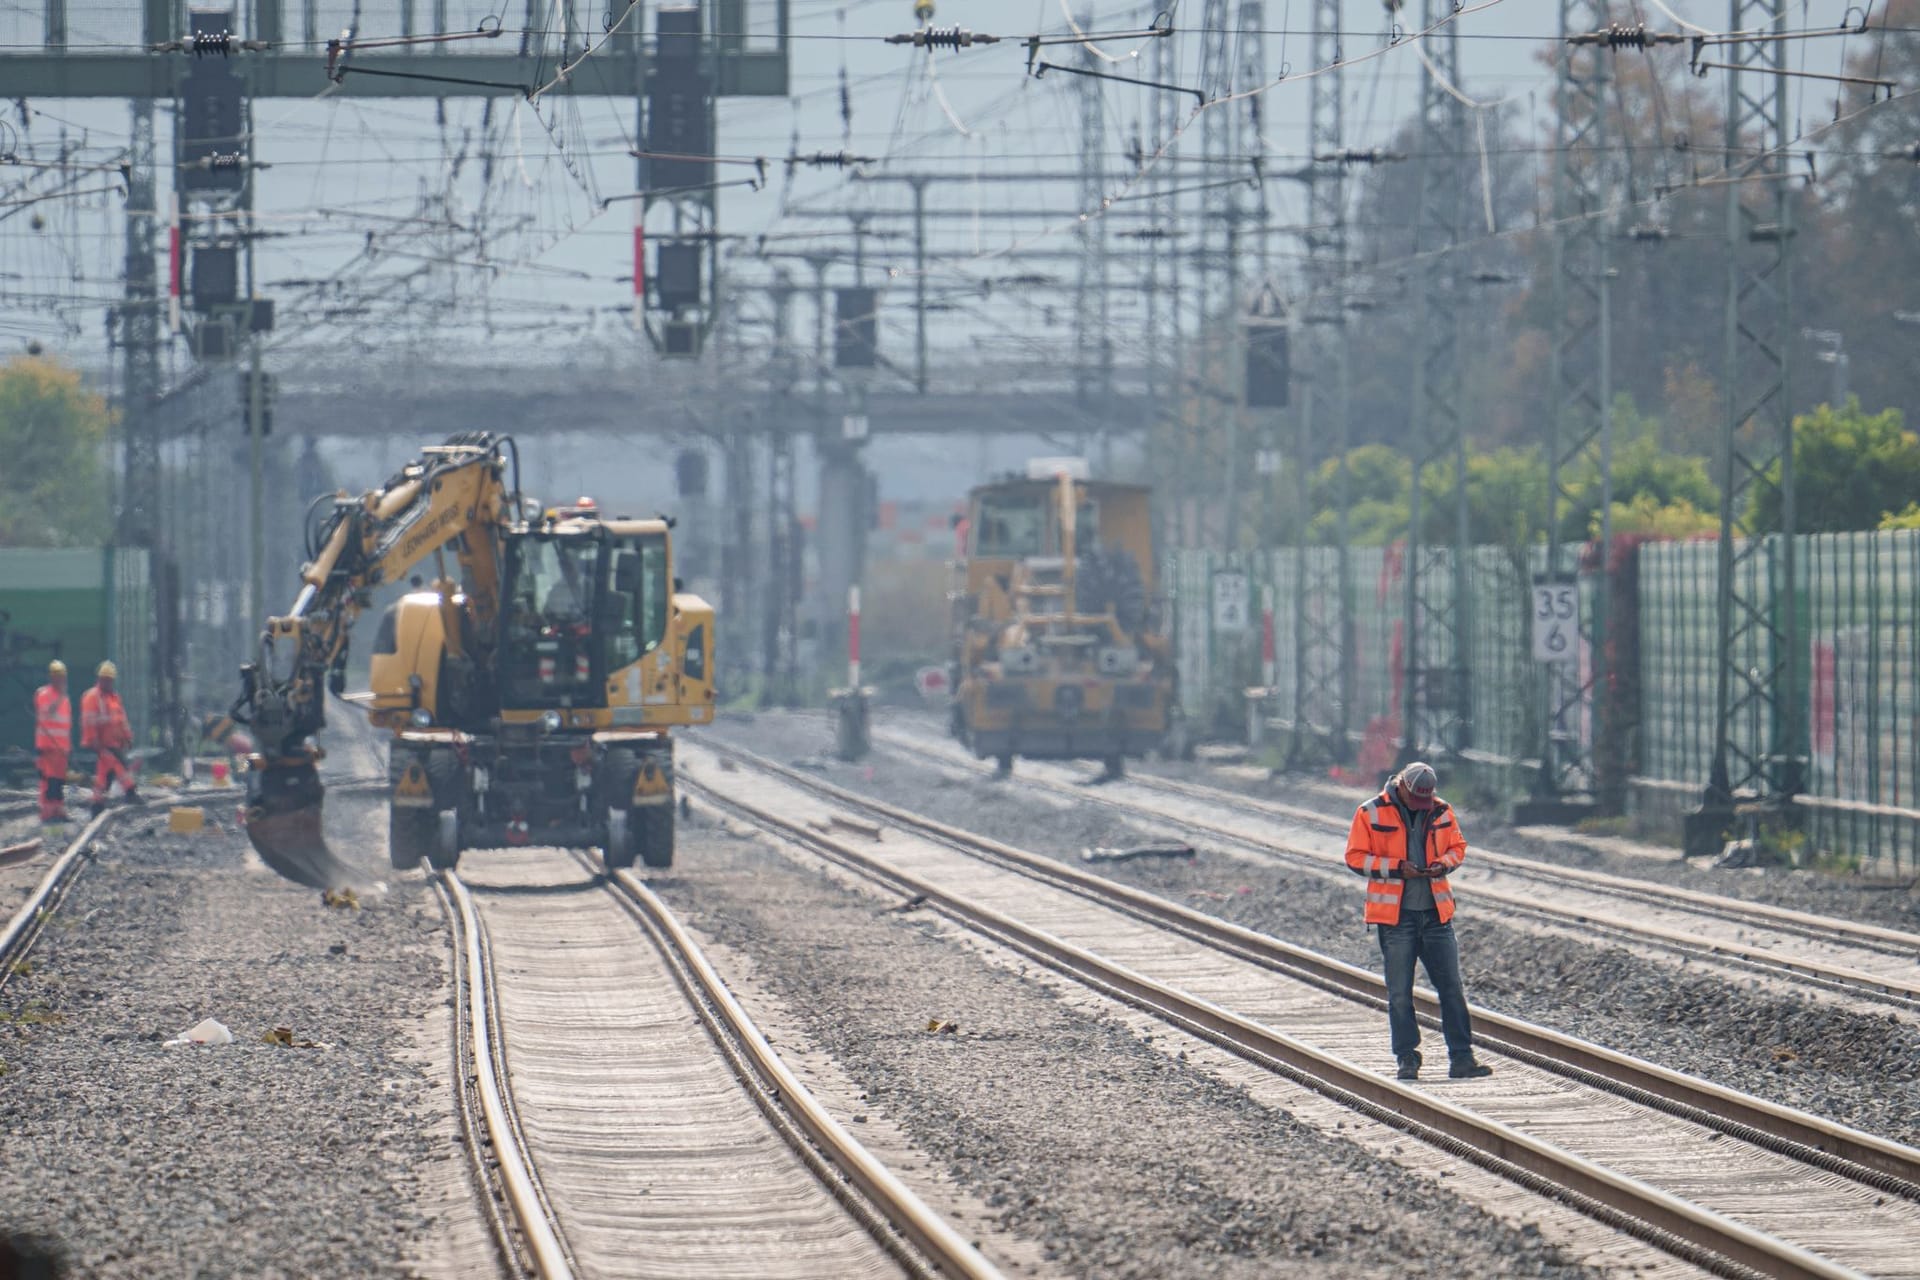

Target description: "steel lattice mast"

left=116, top=99, right=161, bottom=552
left=1288, top=0, right=1354, bottom=766
left=1532, top=0, right=1617, bottom=811
left=1400, top=2, right=1473, bottom=764
left=1196, top=0, right=1237, bottom=547
left=1689, top=0, right=1801, bottom=852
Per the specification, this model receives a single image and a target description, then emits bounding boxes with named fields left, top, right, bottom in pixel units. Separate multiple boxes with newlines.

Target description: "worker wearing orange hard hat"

left=80, top=660, right=139, bottom=814
left=32, top=659, right=72, bottom=825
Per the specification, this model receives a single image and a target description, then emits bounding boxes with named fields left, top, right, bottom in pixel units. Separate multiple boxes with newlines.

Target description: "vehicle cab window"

left=603, top=537, right=669, bottom=671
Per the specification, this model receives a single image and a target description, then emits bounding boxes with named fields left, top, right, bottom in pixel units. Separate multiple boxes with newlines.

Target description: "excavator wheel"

left=388, top=807, right=430, bottom=872
left=637, top=802, right=674, bottom=869
left=426, top=810, right=461, bottom=872
left=603, top=808, right=637, bottom=872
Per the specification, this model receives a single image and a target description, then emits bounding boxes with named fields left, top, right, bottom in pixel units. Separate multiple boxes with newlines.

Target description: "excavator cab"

left=497, top=527, right=669, bottom=709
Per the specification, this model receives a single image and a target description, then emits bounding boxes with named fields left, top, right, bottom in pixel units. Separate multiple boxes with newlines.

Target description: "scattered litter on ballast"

left=1080, top=843, right=1196, bottom=865
left=886, top=893, right=929, bottom=914
left=322, top=888, right=360, bottom=911
left=925, top=1019, right=959, bottom=1035
left=164, top=1017, right=234, bottom=1047
left=167, top=807, right=206, bottom=835
left=259, top=1026, right=321, bottom=1049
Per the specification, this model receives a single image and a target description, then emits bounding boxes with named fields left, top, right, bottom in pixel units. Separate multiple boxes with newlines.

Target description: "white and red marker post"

left=847, top=584, right=862, bottom=689
left=832, top=583, right=872, bottom=761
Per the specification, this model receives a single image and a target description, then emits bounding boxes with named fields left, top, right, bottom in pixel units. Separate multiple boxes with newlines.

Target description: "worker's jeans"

left=1377, top=907, right=1475, bottom=1062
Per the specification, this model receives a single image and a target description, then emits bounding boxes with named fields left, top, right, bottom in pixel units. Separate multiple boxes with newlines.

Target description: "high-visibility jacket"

left=1345, top=789, right=1468, bottom=925
left=34, top=684, right=72, bottom=756
left=81, top=685, right=132, bottom=753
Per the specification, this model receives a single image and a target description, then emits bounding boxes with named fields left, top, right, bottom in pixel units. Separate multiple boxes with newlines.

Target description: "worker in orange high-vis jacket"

left=33, top=659, right=73, bottom=825
left=1346, top=761, right=1492, bottom=1082
left=80, top=660, right=139, bottom=815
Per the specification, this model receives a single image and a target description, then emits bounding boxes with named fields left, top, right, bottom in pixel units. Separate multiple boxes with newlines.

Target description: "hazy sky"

left=0, top=0, right=1872, bottom=380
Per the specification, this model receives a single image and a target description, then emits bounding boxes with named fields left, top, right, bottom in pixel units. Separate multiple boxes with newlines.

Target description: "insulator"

left=918, top=25, right=976, bottom=50
left=192, top=28, right=235, bottom=57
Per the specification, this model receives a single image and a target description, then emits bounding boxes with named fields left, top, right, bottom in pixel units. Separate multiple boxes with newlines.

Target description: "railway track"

left=0, top=811, right=116, bottom=994
left=875, top=725, right=1920, bottom=1011
left=689, top=737, right=1920, bottom=1280
left=434, top=849, right=1000, bottom=1280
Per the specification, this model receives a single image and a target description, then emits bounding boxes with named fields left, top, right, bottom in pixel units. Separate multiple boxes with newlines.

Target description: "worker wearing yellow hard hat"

left=81, top=660, right=138, bottom=813
left=33, top=659, right=72, bottom=824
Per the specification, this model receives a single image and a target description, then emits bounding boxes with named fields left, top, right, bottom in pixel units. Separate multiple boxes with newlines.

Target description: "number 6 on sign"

left=1531, top=582, right=1579, bottom=663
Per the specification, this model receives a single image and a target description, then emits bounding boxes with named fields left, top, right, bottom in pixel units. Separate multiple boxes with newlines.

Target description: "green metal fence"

left=0, top=547, right=153, bottom=764
left=1172, top=530, right=1920, bottom=873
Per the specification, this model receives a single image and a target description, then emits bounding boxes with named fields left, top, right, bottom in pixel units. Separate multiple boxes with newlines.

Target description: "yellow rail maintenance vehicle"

left=234, top=433, right=715, bottom=888
left=949, top=460, right=1172, bottom=779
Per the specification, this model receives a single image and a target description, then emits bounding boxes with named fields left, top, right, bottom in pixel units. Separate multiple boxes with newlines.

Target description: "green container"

left=0, top=547, right=153, bottom=760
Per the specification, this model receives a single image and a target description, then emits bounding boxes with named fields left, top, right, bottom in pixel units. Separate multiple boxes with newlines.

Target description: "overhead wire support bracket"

left=323, top=19, right=506, bottom=55
left=324, top=21, right=521, bottom=94
left=1031, top=59, right=1205, bottom=104
left=1686, top=50, right=1894, bottom=97
left=601, top=170, right=767, bottom=210
left=1689, top=16, right=1868, bottom=48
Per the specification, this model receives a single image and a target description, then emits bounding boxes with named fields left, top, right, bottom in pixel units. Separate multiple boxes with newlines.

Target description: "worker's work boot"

left=1395, top=1053, right=1421, bottom=1081
left=1449, top=1056, right=1493, bottom=1079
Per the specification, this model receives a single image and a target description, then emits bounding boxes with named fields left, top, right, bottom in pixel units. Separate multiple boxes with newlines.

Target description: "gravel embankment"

left=0, top=793, right=496, bottom=1279
left=658, top=818, right=1594, bottom=1280
left=719, top=712, right=1920, bottom=1148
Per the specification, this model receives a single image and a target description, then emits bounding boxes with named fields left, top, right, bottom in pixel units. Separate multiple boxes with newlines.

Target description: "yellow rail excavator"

left=233, top=433, right=715, bottom=889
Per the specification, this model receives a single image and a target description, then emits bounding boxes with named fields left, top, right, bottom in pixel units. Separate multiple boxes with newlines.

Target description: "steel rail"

left=596, top=863, right=1005, bottom=1280
left=431, top=878, right=531, bottom=1278
left=0, top=810, right=115, bottom=987
left=709, top=741, right=1920, bottom=1195
left=440, top=871, right=575, bottom=1280
left=684, top=761, right=1866, bottom=1280
left=875, top=728, right=1920, bottom=1003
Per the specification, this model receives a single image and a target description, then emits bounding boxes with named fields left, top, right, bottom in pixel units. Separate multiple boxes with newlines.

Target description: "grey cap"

left=1395, top=761, right=1438, bottom=810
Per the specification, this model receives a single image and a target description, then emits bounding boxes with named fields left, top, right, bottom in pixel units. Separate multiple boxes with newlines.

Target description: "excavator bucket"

left=243, top=757, right=363, bottom=890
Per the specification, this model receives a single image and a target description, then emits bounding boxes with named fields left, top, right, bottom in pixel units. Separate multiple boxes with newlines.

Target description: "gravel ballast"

left=0, top=793, right=496, bottom=1279
left=657, top=815, right=1595, bottom=1280
left=719, top=712, right=1920, bottom=1148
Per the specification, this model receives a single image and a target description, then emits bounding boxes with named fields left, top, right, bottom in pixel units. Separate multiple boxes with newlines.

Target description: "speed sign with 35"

left=1531, top=580, right=1579, bottom=662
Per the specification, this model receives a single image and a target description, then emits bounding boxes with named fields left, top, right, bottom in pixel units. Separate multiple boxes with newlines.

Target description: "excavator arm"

left=233, top=433, right=516, bottom=888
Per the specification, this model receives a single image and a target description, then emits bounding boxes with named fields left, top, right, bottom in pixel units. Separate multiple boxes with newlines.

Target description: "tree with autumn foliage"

left=0, top=355, right=111, bottom=547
